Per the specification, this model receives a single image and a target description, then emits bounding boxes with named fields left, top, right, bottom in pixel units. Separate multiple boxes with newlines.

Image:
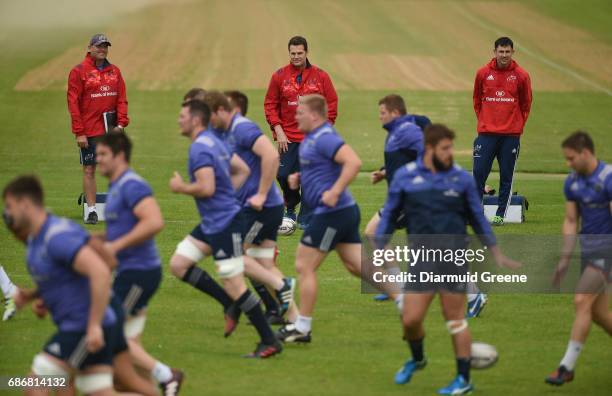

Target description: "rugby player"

left=546, top=131, right=612, bottom=385
left=3, top=175, right=123, bottom=395
left=183, top=87, right=206, bottom=103
left=276, top=94, right=363, bottom=343
left=375, top=124, right=519, bottom=395
left=169, top=100, right=282, bottom=358
left=205, top=90, right=297, bottom=324
left=363, top=94, right=426, bottom=304
left=96, top=133, right=184, bottom=394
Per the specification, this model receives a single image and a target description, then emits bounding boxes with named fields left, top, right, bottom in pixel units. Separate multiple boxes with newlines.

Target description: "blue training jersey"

left=27, top=215, right=116, bottom=331
left=299, top=122, right=356, bottom=214
left=189, top=129, right=241, bottom=234
left=226, top=114, right=284, bottom=207
left=376, top=159, right=495, bottom=246
left=564, top=161, right=612, bottom=253
left=105, top=169, right=161, bottom=272
left=383, top=114, right=425, bottom=185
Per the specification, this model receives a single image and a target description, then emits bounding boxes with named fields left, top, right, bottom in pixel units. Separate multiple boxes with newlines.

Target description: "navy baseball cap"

left=89, top=34, right=111, bottom=47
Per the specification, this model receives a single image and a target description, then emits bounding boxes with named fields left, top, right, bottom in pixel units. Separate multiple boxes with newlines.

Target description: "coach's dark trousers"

left=473, top=134, right=520, bottom=218
left=277, top=142, right=311, bottom=224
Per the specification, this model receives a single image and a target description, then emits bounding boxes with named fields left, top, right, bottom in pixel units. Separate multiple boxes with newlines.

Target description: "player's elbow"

left=150, top=215, right=165, bottom=235
left=197, top=185, right=215, bottom=198
left=351, top=157, right=362, bottom=174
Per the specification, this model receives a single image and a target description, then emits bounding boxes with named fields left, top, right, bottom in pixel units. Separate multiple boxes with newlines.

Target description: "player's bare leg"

left=170, top=236, right=236, bottom=336
left=336, top=241, right=404, bottom=303
left=275, top=244, right=326, bottom=343
left=242, top=254, right=295, bottom=317
left=113, top=350, right=158, bottom=396
left=440, top=293, right=471, bottom=358
left=591, top=292, right=612, bottom=334
left=364, top=212, right=380, bottom=237
left=437, top=292, right=473, bottom=394
left=547, top=267, right=607, bottom=386
left=221, top=271, right=281, bottom=358
left=83, top=165, right=98, bottom=224
left=294, top=244, right=327, bottom=316
left=26, top=354, right=72, bottom=396
left=364, top=215, right=406, bottom=304
left=335, top=242, right=362, bottom=278
left=120, top=312, right=183, bottom=396
left=245, top=240, right=297, bottom=323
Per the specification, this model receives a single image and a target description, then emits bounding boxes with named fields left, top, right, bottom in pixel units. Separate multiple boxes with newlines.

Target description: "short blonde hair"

left=299, top=94, right=328, bottom=119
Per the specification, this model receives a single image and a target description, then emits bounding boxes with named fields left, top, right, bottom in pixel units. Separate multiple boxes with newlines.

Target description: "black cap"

left=89, top=33, right=111, bottom=47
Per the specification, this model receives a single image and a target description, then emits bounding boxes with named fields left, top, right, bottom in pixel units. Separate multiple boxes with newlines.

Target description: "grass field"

left=0, top=1, right=611, bottom=395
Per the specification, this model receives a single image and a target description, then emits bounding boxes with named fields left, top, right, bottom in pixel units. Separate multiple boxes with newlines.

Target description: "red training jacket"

left=473, top=58, right=532, bottom=136
left=67, top=54, right=129, bottom=137
left=264, top=62, right=338, bottom=143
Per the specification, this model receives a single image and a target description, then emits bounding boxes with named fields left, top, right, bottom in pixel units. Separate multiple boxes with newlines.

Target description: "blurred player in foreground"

left=3, top=175, right=122, bottom=395
left=97, top=133, right=184, bottom=394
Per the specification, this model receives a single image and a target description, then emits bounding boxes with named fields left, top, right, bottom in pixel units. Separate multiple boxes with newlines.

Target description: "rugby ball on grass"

left=278, top=217, right=297, bottom=236
left=471, top=342, right=498, bottom=369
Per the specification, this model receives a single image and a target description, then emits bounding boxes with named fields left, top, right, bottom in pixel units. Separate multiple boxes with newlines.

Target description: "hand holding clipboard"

left=103, top=111, right=125, bottom=133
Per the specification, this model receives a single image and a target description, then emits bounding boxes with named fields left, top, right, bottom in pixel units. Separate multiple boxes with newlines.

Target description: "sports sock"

left=456, top=357, right=471, bottom=382
left=295, top=314, right=312, bottom=334
left=237, top=290, right=275, bottom=344
left=182, top=266, right=232, bottom=310
left=560, top=340, right=583, bottom=371
left=88, top=205, right=97, bottom=214
left=251, top=280, right=280, bottom=314
left=0, top=266, right=16, bottom=299
left=408, top=337, right=424, bottom=362
left=394, top=295, right=403, bottom=312
left=152, top=361, right=172, bottom=383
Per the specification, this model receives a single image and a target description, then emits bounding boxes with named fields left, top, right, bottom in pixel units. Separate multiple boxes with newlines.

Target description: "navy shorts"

left=43, top=323, right=121, bottom=370
left=242, top=204, right=284, bottom=245
left=378, top=207, right=407, bottom=229
left=113, top=267, right=162, bottom=316
left=278, top=142, right=301, bottom=179
left=191, top=212, right=244, bottom=260
left=79, top=136, right=102, bottom=166
left=300, top=204, right=361, bottom=252
left=109, top=295, right=129, bottom=354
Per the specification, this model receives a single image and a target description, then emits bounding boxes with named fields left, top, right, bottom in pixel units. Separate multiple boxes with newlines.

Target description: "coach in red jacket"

left=264, top=36, right=338, bottom=227
left=472, top=36, right=532, bottom=226
left=67, top=33, right=129, bottom=224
